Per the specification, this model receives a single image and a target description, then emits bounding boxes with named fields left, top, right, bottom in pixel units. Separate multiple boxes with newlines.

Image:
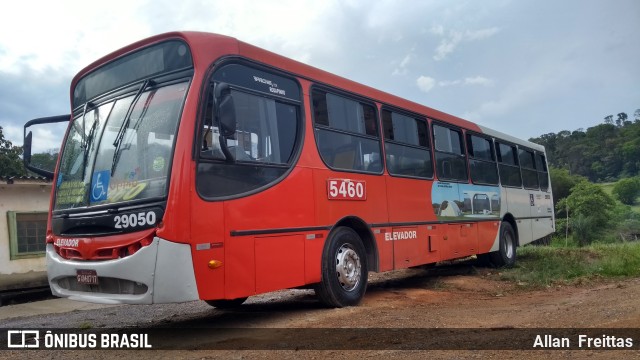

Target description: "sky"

left=1, top=0, right=638, bottom=153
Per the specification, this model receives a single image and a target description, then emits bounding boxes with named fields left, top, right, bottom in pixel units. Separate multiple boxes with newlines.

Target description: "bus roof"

left=72, top=31, right=544, bottom=153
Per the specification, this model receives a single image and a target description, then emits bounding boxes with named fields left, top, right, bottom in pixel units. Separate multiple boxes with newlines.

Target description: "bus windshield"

left=54, top=82, right=188, bottom=210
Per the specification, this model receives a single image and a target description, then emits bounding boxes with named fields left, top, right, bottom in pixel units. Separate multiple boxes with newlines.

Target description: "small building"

left=0, top=176, right=51, bottom=292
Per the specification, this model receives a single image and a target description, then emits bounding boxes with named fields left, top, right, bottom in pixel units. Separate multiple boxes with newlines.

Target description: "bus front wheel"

left=315, top=226, right=368, bottom=308
left=489, top=221, right=517, bottom=268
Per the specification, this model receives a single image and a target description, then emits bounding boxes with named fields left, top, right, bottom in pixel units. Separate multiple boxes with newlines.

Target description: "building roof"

left=0, top=176, right=51, bottom=184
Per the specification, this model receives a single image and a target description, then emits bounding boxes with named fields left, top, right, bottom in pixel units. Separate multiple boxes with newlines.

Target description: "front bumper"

left=46, top=236, right=199, bottom=304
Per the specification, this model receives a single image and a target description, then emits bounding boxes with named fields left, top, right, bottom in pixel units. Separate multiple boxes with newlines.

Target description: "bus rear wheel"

left=315, top=226, right=368, bottom=308
left=205, top=297, right=248, bottom=309
left=489, top=221, right=517, bottom=268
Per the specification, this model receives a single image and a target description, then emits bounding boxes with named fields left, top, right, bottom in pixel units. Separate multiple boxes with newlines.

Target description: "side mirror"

left=23, top=114, right=70, bottom=178
left=24, top=131, right=33, bottom=165
left=215, top=83, right=236, bottom=138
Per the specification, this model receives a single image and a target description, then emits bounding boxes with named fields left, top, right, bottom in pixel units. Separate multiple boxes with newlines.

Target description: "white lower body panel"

left=46, top=237, right=199, bottom=304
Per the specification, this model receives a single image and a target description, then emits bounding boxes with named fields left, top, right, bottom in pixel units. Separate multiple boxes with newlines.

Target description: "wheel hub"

left=335, top=244, right=361, bottom=291
left=504, top=232, right=514, bottom=258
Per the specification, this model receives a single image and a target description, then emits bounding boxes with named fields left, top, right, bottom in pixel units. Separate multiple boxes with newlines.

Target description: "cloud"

left=417, top=75, right=494, bottom=91
left=416, top=76, right=436, bottom=92
left=434, top=32, right=464, bottom=61
left=438, top=76, right=494, bottom=87
left=463, top=76, right=494, bottom=86
left=430, top=25, right=445, bottom=36
left=2, top=121, right=67, bottom=154
left=433, top=27, right=500, bottom=61
left=465, top=27, right=501, bottom=41
left=0, top=68, right=69, bottom=128
left=0, top=1, right=151, bottom=77
left=392, top=48, right=415, bottom=76
left=462, top=72, right=549, bottom=125
left=1, top=124, right=23, bottom=146
left=0, top=0, right=637, bottom=147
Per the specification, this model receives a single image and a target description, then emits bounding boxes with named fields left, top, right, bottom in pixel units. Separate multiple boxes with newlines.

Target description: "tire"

left=315, top=226, right=368, bottom=308
left=205, top=297, right=248, bottom=309
left=489, top=221, right=517, bottom=268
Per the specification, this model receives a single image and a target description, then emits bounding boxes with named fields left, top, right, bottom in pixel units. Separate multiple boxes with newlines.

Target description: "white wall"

left=0, top=181, right=52, bottom=275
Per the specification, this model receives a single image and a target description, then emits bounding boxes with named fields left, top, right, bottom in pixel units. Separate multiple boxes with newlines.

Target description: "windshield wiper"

left=78, top=102, right=93, bottom=150
left=111, top=79, right=153, bottom=174
left=81, top=103, right=97, bottom=179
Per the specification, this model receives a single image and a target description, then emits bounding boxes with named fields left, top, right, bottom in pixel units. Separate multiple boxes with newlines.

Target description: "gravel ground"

left=2, top=264, right=640, bottom=359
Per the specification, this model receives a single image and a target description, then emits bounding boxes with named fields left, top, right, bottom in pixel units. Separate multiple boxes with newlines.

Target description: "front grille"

left=56, top=276, right=148, bottom=295
left=55, top=236, right=153, bottom=261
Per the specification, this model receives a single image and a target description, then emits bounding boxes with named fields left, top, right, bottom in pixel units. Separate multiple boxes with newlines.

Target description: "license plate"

left=76, top=269, right=98, bottom=285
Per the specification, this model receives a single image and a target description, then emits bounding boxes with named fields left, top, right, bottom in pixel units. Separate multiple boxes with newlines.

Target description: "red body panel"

left=50, top=32, right=505, bottom=302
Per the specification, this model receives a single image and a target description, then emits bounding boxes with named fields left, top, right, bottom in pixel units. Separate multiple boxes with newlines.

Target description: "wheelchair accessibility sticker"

left=90, top=170, right=111, bottom=203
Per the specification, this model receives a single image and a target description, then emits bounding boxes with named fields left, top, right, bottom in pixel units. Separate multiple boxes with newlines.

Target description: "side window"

left=382, top=109, right=432, bottom=178
left=433, top=124, right=467, bottom=182
left=201, top=89, right=298, bottom=164
left=197, top=63, right=302, bottom=199
left=312, top=89, right=382, bottom=173
left=496, top=142, right=522, bottom=187
left=519, top=148, right=539, bottom=190
left=466, top=134, right=499, bottom=185
left=536, top=153, right=549, bottom=191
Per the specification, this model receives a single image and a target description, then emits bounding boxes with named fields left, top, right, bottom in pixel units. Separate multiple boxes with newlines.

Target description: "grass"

left=599, top=182, right=640, bottom=212
left=497, top=239, right=640, bottom=288
left=600, top=182, right=615, bottom=196
left=78, top=321, right=93, bottom=329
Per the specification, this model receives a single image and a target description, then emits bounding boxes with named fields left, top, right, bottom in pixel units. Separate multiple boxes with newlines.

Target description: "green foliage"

left=556, top=181, right=617, bottom=246
left=554, top=217, right=568, bottom=237
left=30, top=150, right=59, bottom=174
left=498, top=242, right=640, bottom=288
left=558, top=181, right=615, bottom=228
left=570, top=214, right=595, bottom=246
left=0, top=126, right=27, bottom=177
left=612, top=177, right=640, bottom=205
left=617, top=219, right=640, bottom=241
left=549, top=167, right=584, bottom=205
left=610, top=201, right=639, bottom=223
left=530, top=111, right=640, bottom=181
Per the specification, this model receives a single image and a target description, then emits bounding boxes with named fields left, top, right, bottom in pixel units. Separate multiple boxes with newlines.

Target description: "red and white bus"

left=24, top=32, right=554, bottom=308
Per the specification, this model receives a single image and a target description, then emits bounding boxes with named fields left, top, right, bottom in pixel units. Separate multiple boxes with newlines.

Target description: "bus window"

left=536, top=153, right=549, bottom=191
left=496, top=142, right=522, bottom=187
left=519, top=148, right=539, bottom=190
left=201, top=89, right=297, bottom=164
left=197, top=63, right=302, bottom=199
left=466, top=134, right=498, bottom=185
left=312, top=89, right=382, bottom=173
left=433, top=124, right=467, bottom=182
left=382, top=109, right=432, bottom=179
left=222, top=90, right=295, bottom=164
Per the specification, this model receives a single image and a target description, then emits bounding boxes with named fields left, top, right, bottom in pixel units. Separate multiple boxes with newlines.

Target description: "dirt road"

left=2, top=264, right=640, bottom=359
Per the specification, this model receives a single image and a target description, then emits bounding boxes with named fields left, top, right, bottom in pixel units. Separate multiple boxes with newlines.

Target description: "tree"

left=30, top=150, right=59, bottom=174
left=549, top=167, right=583, bottom=205
left=616, top=112, right=628, bottom=127
left=0, top=126, right=27, bottom=177
left=531, top=112, right=640, bottom=180
left=612, top=177, right=640, bottom=205
left=557, top=180, right=616, bottom=245
left=604, top=115, right=614, bottom=124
